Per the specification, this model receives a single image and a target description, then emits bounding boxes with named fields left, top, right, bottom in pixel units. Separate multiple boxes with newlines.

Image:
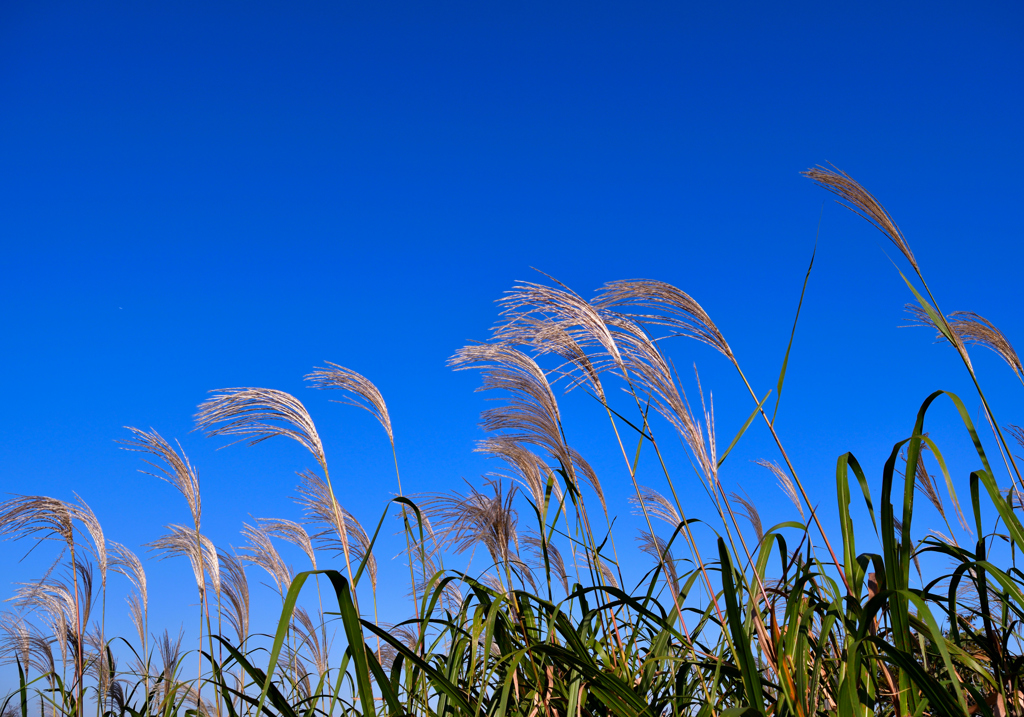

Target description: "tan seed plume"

left=595, top=279, right=734, bottom=363
left=240, top=522, right=293, bottom=597
left=120, top=428, right=202, bottom=526
left=630, top=486, right=682, bottom=528
left=754, top=459, right=804, bottom=520
left=258, top=518, right=317, bottom=570
left=948, top=311, right=1022, bottom=376
left=147, top=525, right=220, bottom=597
left=802, top=165, right=918, bottom=272
left=195, top=388, right=327, bottom=474
left=729, top=492, right=764, bottom=542
left=305, top=363, right=394, bottom=445
left=637, top=531, right=680, bottom=593
left=218, top=550, right=250, bottom=645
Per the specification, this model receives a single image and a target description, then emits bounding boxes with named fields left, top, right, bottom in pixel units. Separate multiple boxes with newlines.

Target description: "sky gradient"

left=2, top=0, right=1023, bottom=690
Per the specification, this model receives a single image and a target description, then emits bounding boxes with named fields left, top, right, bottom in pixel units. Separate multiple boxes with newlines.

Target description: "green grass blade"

left=772, top=228, right=818, bottom=425
left=718, top=390, right=771, bottom=469
left=717, top=538, right=766, bottom=716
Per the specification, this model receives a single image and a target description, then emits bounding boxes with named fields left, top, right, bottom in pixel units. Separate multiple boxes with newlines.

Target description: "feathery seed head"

left=0, top=496, right=75, bottom=547
left=120, top=428, right=202, bottom=527
left=240, top=523, right=293, bottom=597
left=595, top=279, right=734, bottom=363
left=195, top=388, right=327, bottom=474
left=495, top=279, right=624, bottom=392
left=218, top=550, right=250, bottom=645
left=522, top=532, right=569, bottom=593
left=630, top=486, right=682, bottom=528
left=802, top=165, right=918, bottom=271
left=637, top=531, right=680, bottom=592
left=147, top=525, right=219, bottom=597
left=70, top=495, right=107, bottom=586
left=754, top=459, right=804, bottom=520
left=258, top=518, right=317, bottom=569
left=305, top=363, right=393, bottom=445
left=948, top=311, right=1022, bottom=375
left=109, top=542, right=147, bottom=609
left=451, top=343, right=603, bottom=502
left=419, top=478, right=520, bottom=567
left=729, top=492, right=764, bottom=542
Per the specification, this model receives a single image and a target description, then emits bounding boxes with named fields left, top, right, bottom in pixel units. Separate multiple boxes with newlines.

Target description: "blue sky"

left=2, top=0, right=1023, bottom=686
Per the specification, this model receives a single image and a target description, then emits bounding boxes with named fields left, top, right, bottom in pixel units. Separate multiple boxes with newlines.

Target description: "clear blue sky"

left=2, top=0, right=1023, bottom=683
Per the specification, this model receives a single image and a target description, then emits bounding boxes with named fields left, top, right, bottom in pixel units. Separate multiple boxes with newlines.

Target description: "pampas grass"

left=8, top=166, right=1024, bottom=717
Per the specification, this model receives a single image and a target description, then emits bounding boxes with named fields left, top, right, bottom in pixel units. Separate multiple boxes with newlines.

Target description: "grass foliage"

left=4, top=167, right=1024, bottom=716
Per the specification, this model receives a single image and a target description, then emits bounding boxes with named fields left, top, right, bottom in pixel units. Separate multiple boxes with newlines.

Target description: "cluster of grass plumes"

left=5, top=168, right=1024, bottom=717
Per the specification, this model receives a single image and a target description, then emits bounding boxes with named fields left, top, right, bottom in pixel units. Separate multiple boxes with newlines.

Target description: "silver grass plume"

left=481, top=573, right=508, bottom=595
left=409, top=541, right=463, bottom=612
left=729, top=492, right=764, bottom=542
left=69, top=496, right=107, bottom=590
left=0, top=496, right=75, bottom=548
left=637, top=532, right=680, bottom=594
left=1009, top=425, right=1024, bottom=457
left=125, top=592, right=146, bottom=658
left=121, top=428, right=201, bottom=527
left=802, top=165, right=918, bottom=272
left=85, top=624, right=113, bottom=700
left=500, top=316, right=610, bottom=402
left=12, top=562, right=92, bottom=662
left=522, top=532, right=569, bottom=593
left=0, top=612, right=53, bottom=675
left=109, top=542, right=147, bottom=614
left=377, top=623, right=420, bottom=671
left=629, top=486, right=682, bottom=528
left=218, top=550, right=249, bottom=645
left=305, top=363, right=394, bottom=445
left=906, top=441, right=970, bottom=534
left=109, top=542, right=148, bottom=650
left=147, top=525, right=220, bottom=597
left=240, top=523, right=293, bottom=597
left=948, top=312, right=1022, bottom=375
left=585, top=554, right=618, bottom=588
left=929, top=529, right=958, bottom=546
left=154, top=629, right=184, bottom=703
left=0, top=613, right=31, bottom=671
left=509, top=554, right=538, bottom=592
left=73, top=560, right=95, bottom=629
left=904, top=304, right=972, bottom=369
left=610, top=319, right=717, bottom=485
left=476, top=436, right=567, bottom=518
left=909, top=443, right=945, bottom=521
left=296, top=470, right=377, bottom=587
left=495, top=279, right=625, bottom=400
left=290, top=606, right=328, bottom=676
left=594, top=279, right=734, bottom=364
left=754, top=459, right=804, bottom=520
left=344, top=514, right=377, bottom=589
left=909, top=304, right=1022, bottom=377
left=891, top=519, right=923, bottom=577
left=419, top=478, right=520, bottom=567
left=258, top=518, right=317, bottom=569
left=182, top=683, right=214, bottom=717
left=108, top=680, right=128, bottom=715
left=450, top=343, right=604, bottom=506
left=194, top=388, right=328, bottom=475
left=1, top=614, right=54, bottom=680
left=9, top=589, right=67, bottom=667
